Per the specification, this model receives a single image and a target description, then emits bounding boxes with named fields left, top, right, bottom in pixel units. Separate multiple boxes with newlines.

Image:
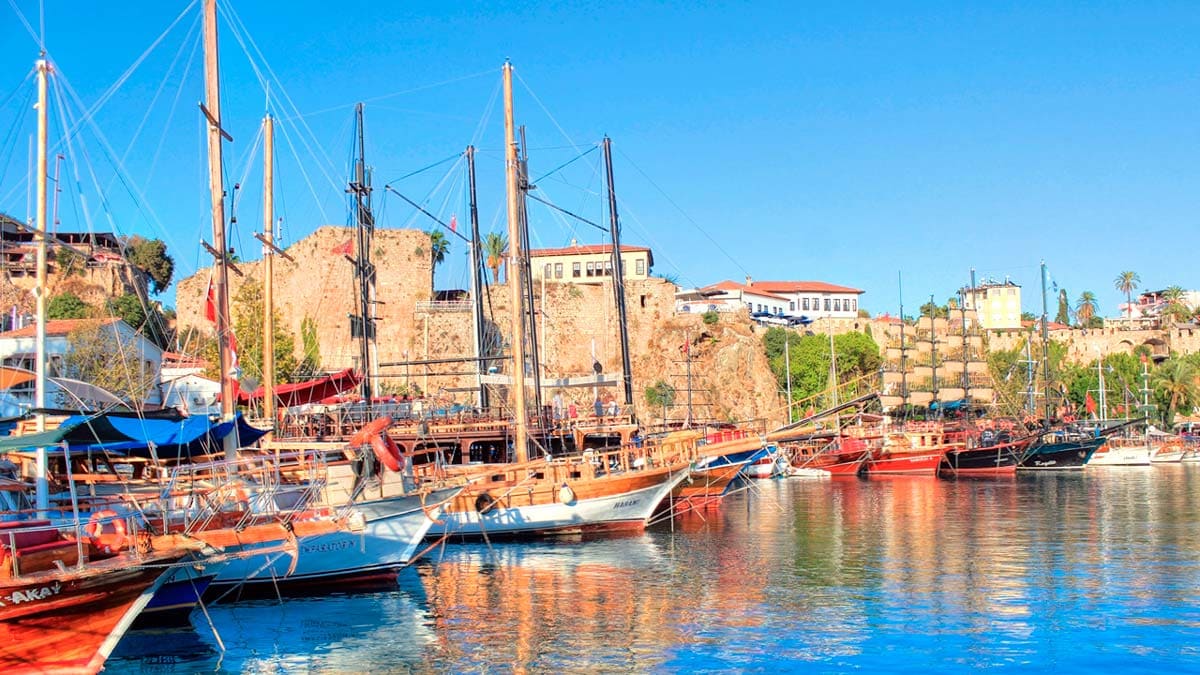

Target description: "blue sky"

left=1, top=1, right=1196, bottom=318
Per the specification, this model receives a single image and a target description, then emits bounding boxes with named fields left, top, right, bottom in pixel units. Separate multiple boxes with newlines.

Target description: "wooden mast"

left=262, top=114, right=275, bottom=426
left=601, top=137, right=634, bottom=410
left=503, top=61, right=529, bottom=462
left=33, top=56, right=49, bottom=512
left=466, top=145, right=488, bottom=410
left=202, top=0, right=236, bottom=457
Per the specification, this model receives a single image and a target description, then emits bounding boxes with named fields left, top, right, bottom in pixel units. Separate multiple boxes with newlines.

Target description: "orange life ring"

left=85, top=510, right=127, bottom=555
left=350, top=416, right=393, bottom=447
left=369, top=433, right=404, bottom=472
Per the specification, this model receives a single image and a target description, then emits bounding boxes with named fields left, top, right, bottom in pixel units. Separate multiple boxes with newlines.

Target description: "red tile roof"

left=529, top=244, right=650, bottom=258
left=0, top=318, right=119, bottom=339
left=702, top=280, right=790, bottom=301
left=1021, top=320, right=1071, bottom=331
left=750, top=280, right=863, bottom=295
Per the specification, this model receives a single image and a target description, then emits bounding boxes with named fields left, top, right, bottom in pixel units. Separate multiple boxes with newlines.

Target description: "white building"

left=749, top=280, right=864, bottom=319
left=0, top=318, right=164, bottom=408
left=961, top=279, right=1022, bottom=330
left=697, top=280, right=792, bottom=317
left=160, top=351, right=220, bottom=415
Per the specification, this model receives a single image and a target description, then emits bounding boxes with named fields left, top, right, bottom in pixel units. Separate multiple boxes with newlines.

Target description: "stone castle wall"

left=176, top=226, right=788, bottom=426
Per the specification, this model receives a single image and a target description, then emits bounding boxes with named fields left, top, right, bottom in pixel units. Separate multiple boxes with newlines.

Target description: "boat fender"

left=368, top=434, right=403, bottom=472
left=85, top=509, right=127, bottom=555
left=559, top=483, right=576, bottom=504
left=475, top=493, right=496, bottom=514
left=350, top=416, right=394, bottom=447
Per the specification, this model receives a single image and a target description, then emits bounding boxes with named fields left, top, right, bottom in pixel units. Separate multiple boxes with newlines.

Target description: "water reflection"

left=108, top=468, right=1200, bottom=672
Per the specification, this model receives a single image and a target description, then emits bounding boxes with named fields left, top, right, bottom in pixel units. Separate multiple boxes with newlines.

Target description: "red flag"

left=331, top=238, right=353, bottom=256
left=228, top=330, right=241, bottom=401
left=1085, top=392, right=1097, bottom=416
left=449, top=214, right=457, bottom=233
left=204, top=273, right=216, bottom=323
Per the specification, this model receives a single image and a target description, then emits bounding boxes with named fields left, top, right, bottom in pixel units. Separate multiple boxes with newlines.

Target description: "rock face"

left=177, top=226, right=787, bottom=426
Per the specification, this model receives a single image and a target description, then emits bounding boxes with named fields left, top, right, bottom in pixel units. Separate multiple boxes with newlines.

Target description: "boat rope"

left=191, top=575, right=226, bottom=653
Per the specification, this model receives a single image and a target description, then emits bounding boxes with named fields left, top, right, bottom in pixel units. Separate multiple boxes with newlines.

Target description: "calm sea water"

left=109, top=467, right=1200, bottom=673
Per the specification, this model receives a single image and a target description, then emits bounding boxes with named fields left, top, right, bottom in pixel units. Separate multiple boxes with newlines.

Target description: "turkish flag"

left=331, top=238, right=353, bottom=256
left=204, top=274, right=216, bottom=323
left=1085, top=392, right=1097, bottom=416
left=449, top=214, right=457, bottom=233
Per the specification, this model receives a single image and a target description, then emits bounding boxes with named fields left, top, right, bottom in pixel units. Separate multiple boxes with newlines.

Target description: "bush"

left=702, top=310, right=719, bottom=325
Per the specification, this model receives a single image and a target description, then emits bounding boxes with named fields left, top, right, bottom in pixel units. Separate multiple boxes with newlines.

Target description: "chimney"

left=745, top=275, right=753, bottom=287
left=570, top=238, right=578, bottom=247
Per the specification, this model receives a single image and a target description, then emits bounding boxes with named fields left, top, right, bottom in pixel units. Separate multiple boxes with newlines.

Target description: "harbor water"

left=109, top=467, right=1200, bottom=672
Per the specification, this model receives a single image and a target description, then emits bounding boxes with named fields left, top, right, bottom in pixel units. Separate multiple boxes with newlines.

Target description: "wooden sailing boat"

left=0, top=55, right=212, bottom=674
left=428, top=62, right=692, bottom=539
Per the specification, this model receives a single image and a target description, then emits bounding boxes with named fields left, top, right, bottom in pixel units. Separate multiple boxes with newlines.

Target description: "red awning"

left=238, top=369, right=362, bottom=408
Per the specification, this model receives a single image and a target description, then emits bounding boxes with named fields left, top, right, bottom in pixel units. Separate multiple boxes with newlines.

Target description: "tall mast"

left=202, top=0, right=236, bottom=457
left=33, top=56, right=49, bottom=512
left=602, top=137, right=634, bottom=410
left=961, top=270, right=972, bottom=403
left=898, top=272, right=908, bottom=416
left=261, top=114, right=276, bottom=426
left=350, top=104, right=375, bottom=412
left=503, top=62, right=529, bottom=462
left=1040, top=260, right=1051, bottom=427
left=929, top=293, right=938, bottom=413
left=517, top=127, right=543, bottom=420
left=1097, top=353, right=1106, bottom=422
left=466, top=145, right=488, bottom=410
left=1024, top=337, right=1036, bottom=415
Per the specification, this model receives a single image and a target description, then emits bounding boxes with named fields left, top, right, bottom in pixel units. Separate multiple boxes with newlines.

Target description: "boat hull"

left=864, top=451, right=944, bottom=476
left=433, top=467, right=688, bottom=540
left=134, top=566, right=217, bottom=627
left=1018, top=437, right=1104, bottom=470
left=0, top=554, right=185, bottom=675
left=208, top=487, right=458, bottom=598
left=1089, top=444, right=1152, bottom=466
left=941, top=443, right=1025, bottom=476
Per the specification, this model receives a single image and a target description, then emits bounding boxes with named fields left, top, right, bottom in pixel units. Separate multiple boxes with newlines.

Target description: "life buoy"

left=350, top=416, right=394, bottom=447
left=475, top=493, right=496, bottom=513
left=559, top=483, right=576, bottom=504
left=85, top=510, right=127, bottom=555
left=369, top=433, right=403, bottom=472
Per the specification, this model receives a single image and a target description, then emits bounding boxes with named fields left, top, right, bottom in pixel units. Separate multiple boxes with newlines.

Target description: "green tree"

left=482, top=232, right=507, bottom=284
left=764, top=328, right=881, bottom=409
left=1055, top=289, right=1072, bottom=326
left=1161, top=285, right=1193, bottom=324
left=47, top=292, right=91, bottom=319
left=1152, top=358, right=1198, bottom=426
left=64, top=323, right=154, bottom=406
left=202, top=280, right=299, bottom=386
left=428, top=230, right=449, bottom=297
left=919, top=301, right=948, bottom=319
left=51, top=247, right=86, bottom=278
left=1020, top=311, right=1037, bottom=323
left=644, top=380, right=676, bottom=421
left=124, top=236, right=175, bottom=294
left=1114, top=271, right=1140, bottom=325
left=106, top=294, right=148, bottom=332
left=1075, top=291, right=1099, bottom=327
left=298, top=316, right=322, bottom=378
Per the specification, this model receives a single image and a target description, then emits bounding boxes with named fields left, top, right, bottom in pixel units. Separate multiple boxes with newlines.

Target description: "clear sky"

left=1, top=1, right=1196, bottom=319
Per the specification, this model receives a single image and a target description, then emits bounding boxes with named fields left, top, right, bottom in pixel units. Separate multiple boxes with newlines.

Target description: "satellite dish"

left=592, top=361, right=602, bottom=374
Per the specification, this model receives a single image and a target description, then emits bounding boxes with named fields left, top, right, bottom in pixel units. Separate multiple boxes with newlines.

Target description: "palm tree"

left=1113, top=271, right=1140, bottom=326
left=1075, top=291, right=1098, bottom=327
left=482, top=232, right=508, bottom=284
left=1152, top=358, right=1198, bottom=425
left=428, top=230, right=449, bottom=297
left=1161, top=285, right=1192, bottom=324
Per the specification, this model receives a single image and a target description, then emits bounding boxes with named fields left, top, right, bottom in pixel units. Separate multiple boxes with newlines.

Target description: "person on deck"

left=594, top=398, right=604, bottom=417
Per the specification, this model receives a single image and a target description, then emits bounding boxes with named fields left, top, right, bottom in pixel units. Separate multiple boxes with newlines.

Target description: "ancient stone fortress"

left=176, top=226, right=784, bottom=425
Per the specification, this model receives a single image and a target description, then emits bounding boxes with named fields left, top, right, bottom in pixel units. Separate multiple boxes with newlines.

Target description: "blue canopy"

left=17, top=412, right=268, bottom=460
